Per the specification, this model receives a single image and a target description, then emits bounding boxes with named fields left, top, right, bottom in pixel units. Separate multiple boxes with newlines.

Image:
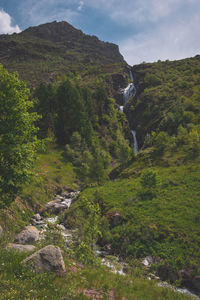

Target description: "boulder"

left=14, top=225, right=39, bottom=244
left=142, top=256, right=154, bottom=268
left=0, top=225, right=3, bottom=238
left=23, top=245, right=66, bottom=274
left=7, top=243, right=36, bottom=253
left=107, top=212, right=123, bottom=227
left=33, top=213, right=42, bottom=221
left=31, top=219, right=45, bottom=227
left=45, top=199, right=62, bottom=209
left=52, top=203, right=68, bottom=214
left=192, top=276, right=200, bottom=293
left=178, top=269, right=193, bottom=289
left=157, top=264, right=178, bottom=283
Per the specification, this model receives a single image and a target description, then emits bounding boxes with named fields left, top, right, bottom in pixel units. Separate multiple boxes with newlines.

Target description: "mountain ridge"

left=0, top=21, right=127, bottom=89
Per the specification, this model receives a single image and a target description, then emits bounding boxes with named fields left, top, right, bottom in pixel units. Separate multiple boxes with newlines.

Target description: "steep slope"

left=0, top=21, right=128, bottom=91
left=125, top=55, right=200, bottom=148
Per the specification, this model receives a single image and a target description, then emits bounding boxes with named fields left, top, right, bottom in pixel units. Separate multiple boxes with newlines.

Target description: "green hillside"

left=0, top=21, right=200, bottom=299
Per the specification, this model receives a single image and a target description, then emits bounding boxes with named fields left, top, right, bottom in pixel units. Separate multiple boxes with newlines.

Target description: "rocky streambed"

left=4, top=189, right=200, bottom=299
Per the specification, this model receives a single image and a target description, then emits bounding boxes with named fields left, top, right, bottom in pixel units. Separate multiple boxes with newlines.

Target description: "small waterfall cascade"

left=123, top=70, right=136, bottom=106
left=129, top=70, right=134, bottom=81
left=131, top=130, right=138, bottom=154
left=120, top=71, right=139, bottom=154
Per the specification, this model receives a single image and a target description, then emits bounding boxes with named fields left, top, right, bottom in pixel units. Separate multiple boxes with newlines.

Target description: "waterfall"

left=120, top=71, right=139, bottom=154
left=123, top=71, right=136, bottom=105
left=131, top=130, right=138, bottom=154
left=130, top=70, right=134, bottom=82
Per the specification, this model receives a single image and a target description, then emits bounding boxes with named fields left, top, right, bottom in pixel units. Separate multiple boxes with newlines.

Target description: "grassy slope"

left=126, top=55, right=200, bottom=146
left=0, top=248, right=193, bottom=300
left=0, top=147, right=78, bottom=239
left=80, top=154, right=200, bottom=272
left=0, top=149, right=195, bottom=300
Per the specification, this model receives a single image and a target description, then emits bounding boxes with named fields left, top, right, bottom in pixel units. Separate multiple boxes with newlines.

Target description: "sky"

left=0, top=0, right=200, bottom=65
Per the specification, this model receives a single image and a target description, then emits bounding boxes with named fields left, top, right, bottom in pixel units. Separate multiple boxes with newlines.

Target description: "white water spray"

left=131, top=130, right=138, bottom=154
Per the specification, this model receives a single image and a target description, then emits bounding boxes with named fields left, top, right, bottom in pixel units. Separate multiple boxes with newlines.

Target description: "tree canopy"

left=0, top=65, right=39, bottom=208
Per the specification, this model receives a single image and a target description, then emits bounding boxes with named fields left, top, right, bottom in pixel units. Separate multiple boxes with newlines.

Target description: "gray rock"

left=112, top=213, right=122, bottom=226
left=142, top=256, right=156, bottom=268
left=0, top=225, right=3, bottom=238
left=57, top=224, right=66, bottom=231
left=23, top=245, right=66, bottom=274
left=14, top=225, right=39, bottom=244
left=7, top=243, right=36, bottom=253
left=61, top=191, right=70, bottom=198
left=31, top=219, right=45, bottom=227
left=52, top=203, right=68, bottom=214
left=33, top=213, right=42, bottom=221
left=45, top=199, right=61, bottom=209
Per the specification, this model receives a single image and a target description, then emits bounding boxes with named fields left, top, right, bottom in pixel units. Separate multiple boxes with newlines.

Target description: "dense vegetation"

left=126, top=55, right=200, bottom=149
left=33, top=79, right=133, bottom=184
left=62, top=55, right=200, bottom=292
left=0, top=65, right=39, bottom=208
left=0, top=22, right=200, bottom=299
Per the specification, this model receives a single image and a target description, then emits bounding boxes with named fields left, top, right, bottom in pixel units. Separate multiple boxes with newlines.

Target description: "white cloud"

left=78, top=1, right=84, bottom=11
left=84, top=0, right=185, bottom=24
left=120, top=12, right=200, bottom=65
left=19, top=0, right=80, bottom=26
left=0, top=10, right=21, bottom=34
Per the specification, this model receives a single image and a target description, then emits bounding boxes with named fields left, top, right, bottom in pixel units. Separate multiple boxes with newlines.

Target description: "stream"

left=30, top=190, right=199, bottom=300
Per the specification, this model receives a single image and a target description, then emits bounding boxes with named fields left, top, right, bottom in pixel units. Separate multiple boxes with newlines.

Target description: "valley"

left=0, top=21, right=200, bottom=300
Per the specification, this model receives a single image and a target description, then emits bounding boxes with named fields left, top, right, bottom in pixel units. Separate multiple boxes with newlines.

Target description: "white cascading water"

left=131, top=130, right=138, bottom=154
left=121, top=70, right=139, bottom=154
left=129, top=70, right=134, bottom=81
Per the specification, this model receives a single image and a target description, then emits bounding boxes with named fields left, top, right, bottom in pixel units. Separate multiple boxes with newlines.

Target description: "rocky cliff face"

left=0, top=21, right=127, bottom=88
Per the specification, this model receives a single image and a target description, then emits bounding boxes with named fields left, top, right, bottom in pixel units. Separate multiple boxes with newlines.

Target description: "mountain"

left=0, top=21, right=128, bottom=92
left=1, top=20, right=200, bottom=299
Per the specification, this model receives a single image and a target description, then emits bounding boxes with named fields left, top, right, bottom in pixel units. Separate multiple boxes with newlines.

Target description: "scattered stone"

left=61, top=191, right=71, bottom=198
left=45, top=199, right=61, bottom=209
left=7, top=243, right=36, bottom=253
left=142, top=256, right=155, bottom=268
left=23, top=245, right=66, bottom=274
left=79, top=289, right=104, bottom=299
left=31, top=219, right=45, bottom=227
left=34, top=213, right=42, bottom=221
left=52, top=203, right=68, bottom=214
left=0, top=225, right=3, bottom=238
left=14, top=225, right=39, bottom=244
left=56, top=224, right=66, bottom=231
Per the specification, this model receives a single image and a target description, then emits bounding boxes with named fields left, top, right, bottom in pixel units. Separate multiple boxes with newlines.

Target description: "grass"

left=77, top=154, right=200, bottom=273
left=0, top=248, right=195, bottom=300
left=0, top=146, right=78, bottom=239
